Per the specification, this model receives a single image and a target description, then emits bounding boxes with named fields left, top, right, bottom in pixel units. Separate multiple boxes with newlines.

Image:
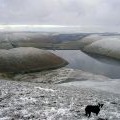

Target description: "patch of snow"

left=35, top=87, right=56, bottom=92
left=0, top=117, right=11, bottom=120
left=57, top=108, right=69, bottom=115
left=20, top=97, right=37, bottom=103
left=20, top=109, right=29, bottom=115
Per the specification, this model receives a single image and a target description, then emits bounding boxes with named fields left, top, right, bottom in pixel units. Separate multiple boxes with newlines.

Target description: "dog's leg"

left=88, top=112, right=91, bottom=117
left=85, top=110, right=88, bottom=116
left=85, top=111, right=88, bottom=117
left=96, top=111, right=99, bottom=116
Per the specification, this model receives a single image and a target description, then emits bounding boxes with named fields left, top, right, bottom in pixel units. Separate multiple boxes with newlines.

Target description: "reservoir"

left=51, top=50, right=120, bottom=79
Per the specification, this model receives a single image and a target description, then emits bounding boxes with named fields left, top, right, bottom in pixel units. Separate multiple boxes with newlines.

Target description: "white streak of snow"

left=35, top=87, right=56, bottom=92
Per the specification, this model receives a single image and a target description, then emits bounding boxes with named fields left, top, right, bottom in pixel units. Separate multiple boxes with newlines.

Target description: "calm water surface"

left=51, top=50, right=120, bottom=79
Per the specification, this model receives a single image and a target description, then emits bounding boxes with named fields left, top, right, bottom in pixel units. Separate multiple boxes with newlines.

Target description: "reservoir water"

left=51, top=50, right=120, bottom=79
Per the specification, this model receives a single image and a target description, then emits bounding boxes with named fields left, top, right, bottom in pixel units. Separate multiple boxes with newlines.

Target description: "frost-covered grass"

left=5, top=67, right=109, bottom=86
left=0, top=79, right=120, bottom=120
left=12, top=68, right=74, bottom=84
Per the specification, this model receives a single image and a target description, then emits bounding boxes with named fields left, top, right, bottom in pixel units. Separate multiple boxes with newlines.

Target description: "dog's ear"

left=100, top=104, right=104, bottom=108
left=98, top=103, right=101, bottom=107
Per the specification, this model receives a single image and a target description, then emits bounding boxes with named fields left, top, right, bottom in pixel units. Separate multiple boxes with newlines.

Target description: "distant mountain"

left=0, top=31, right=120, bottom=50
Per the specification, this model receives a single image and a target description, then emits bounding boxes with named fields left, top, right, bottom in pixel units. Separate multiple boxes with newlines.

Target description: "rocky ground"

left=0, top=68, right=120, bottom=120
left=11, top=67, right=109, bottom=84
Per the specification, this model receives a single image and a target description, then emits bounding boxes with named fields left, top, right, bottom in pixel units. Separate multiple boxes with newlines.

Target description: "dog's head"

left=98, top=103, right=104, bottom=108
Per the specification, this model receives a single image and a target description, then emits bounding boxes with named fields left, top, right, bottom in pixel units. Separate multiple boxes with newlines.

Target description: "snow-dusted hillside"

left=0, top=67, right=120, bottom=120
left=0, top=47, right=68, bottom=73
left=84, top=39, right=120, bottom=60
left=80, top=35, right=120, bottom=60
left=79, top=35, right=103, bottom=49
left=0, top=78, right=120, bottom=120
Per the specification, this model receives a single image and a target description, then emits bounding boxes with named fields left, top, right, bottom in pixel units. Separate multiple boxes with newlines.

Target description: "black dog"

left=85, top=103, right=104, bottom=117
left=97, top=118, right=108, bottom=120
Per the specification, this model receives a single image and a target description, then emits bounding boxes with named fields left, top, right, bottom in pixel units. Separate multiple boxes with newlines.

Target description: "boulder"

left=0, top=47, right=68, bottom=73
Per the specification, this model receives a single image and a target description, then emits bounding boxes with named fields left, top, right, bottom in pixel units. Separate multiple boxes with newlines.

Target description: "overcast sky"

left=0, top=0, right=120, bottom=32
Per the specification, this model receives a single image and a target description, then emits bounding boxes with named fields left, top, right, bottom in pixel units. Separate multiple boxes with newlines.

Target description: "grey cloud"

left=0, top=0, right=120, bottom=31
